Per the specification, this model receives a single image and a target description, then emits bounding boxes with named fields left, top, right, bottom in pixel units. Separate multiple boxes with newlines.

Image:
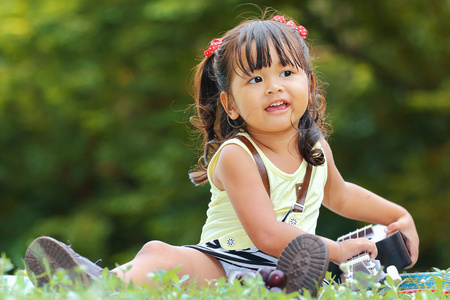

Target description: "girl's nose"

left=264, top=79, right=284, bottom=95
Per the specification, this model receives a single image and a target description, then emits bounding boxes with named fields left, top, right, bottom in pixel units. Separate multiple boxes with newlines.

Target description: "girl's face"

left=221, top=44, right=309, bottom=137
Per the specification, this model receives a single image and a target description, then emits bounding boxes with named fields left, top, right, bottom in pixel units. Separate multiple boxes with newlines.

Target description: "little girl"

left=25, top=13, right=419, bottom=296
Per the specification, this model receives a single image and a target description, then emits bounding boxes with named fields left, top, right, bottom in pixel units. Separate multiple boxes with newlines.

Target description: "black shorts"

left=185, top=239, right=277, bottom=276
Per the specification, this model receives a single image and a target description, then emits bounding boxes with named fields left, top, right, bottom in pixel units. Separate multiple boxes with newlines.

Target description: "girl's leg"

left=112, top=240, right=226, bottom=287
left=25, top=236, right=225, bottom=288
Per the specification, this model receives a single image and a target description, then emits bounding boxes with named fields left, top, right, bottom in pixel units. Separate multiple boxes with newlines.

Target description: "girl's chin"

left=247, top=125, right=299, bottom=135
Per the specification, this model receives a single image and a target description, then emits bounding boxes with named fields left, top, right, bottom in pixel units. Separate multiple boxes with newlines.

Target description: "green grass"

left=1, top=253, right=449, bottom=299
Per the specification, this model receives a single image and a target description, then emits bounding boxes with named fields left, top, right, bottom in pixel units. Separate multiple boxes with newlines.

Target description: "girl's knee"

left=134, top=241, right=184, bottom=272
left=137, top=240, right=173, bottom=257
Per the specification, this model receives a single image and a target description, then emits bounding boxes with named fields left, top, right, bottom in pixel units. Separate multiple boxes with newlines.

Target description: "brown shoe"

left=24, top=236, right=103, bottom=287
left=276, top=234, right=329, bottom=296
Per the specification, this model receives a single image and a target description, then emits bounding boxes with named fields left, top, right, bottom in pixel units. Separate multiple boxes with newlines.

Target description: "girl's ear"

left=220, top=92, right=240, bottom=120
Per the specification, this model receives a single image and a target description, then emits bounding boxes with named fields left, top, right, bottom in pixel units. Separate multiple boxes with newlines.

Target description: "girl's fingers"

left=368, top=240, right=378, bottom=259
left=384, top=222, right=400, bottom=236
left=385, top=215, right=420, bottom=269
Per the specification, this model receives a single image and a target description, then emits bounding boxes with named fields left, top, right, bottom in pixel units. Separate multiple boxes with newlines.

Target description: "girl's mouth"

left=265, top=101, right=289, bottom=112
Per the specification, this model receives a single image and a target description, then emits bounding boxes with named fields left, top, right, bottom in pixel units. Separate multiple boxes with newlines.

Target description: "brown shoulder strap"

left=293, top=164, right=312, bottom=213
left=236, top=136, right=270, bottom=196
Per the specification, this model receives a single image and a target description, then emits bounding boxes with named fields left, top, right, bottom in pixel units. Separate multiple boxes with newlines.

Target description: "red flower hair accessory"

left=204, top=38, right=223, bottom=58
left=271, top=15, right=308, bottom=39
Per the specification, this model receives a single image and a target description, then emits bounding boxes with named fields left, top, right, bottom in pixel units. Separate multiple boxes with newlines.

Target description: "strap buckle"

left=291, top=202, right=304, bottom=213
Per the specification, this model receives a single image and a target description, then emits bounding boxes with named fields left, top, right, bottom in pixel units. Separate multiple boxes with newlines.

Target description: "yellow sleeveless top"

left=198, top=132, right=328, bottom=250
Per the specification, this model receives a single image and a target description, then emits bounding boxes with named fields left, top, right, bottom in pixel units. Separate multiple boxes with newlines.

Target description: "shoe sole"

left=24, top=236, right=91, bottom=287
left=276, top=234, right=329, bottom=296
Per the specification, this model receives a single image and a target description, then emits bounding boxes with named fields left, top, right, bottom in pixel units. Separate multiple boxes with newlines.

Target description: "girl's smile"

left=265, top=100, right=289, bottom=113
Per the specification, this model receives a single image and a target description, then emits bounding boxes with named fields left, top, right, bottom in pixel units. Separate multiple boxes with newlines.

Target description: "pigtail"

left=297, top=73, right=328, bottom=166
left=189, top=55, right=222, bottom=185
left=297, top=113, right=325, bottom=166
left=189, top=35, right=247, bottom=185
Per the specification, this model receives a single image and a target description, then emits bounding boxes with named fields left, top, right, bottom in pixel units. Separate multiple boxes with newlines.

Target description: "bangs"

left=233, top=21, right=309, bottom=76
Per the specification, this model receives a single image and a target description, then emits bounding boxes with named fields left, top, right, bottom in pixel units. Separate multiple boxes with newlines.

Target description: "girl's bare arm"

left=321, top=139, right=419, bottom=267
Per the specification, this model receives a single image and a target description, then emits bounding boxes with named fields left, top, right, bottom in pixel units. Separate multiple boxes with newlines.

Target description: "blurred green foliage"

left=0, top=0, right=448, bottom=272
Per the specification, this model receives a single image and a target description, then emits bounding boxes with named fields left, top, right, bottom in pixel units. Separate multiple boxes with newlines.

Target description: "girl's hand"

left=333, top=238, right=378, bottom=265
left=384, top=213, right=419, bottom=268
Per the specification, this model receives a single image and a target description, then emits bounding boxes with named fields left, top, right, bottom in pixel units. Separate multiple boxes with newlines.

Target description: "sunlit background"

left=0, top=0, right=448, bottom=273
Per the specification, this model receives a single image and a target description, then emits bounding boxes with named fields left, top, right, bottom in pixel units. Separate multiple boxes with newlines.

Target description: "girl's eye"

left=281, top=70, right=293, bottom=77
left=249, top=77, right=262, bottom=84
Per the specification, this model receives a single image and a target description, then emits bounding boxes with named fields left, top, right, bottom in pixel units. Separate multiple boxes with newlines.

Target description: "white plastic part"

left=386, top=265, right=402, bottom=284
